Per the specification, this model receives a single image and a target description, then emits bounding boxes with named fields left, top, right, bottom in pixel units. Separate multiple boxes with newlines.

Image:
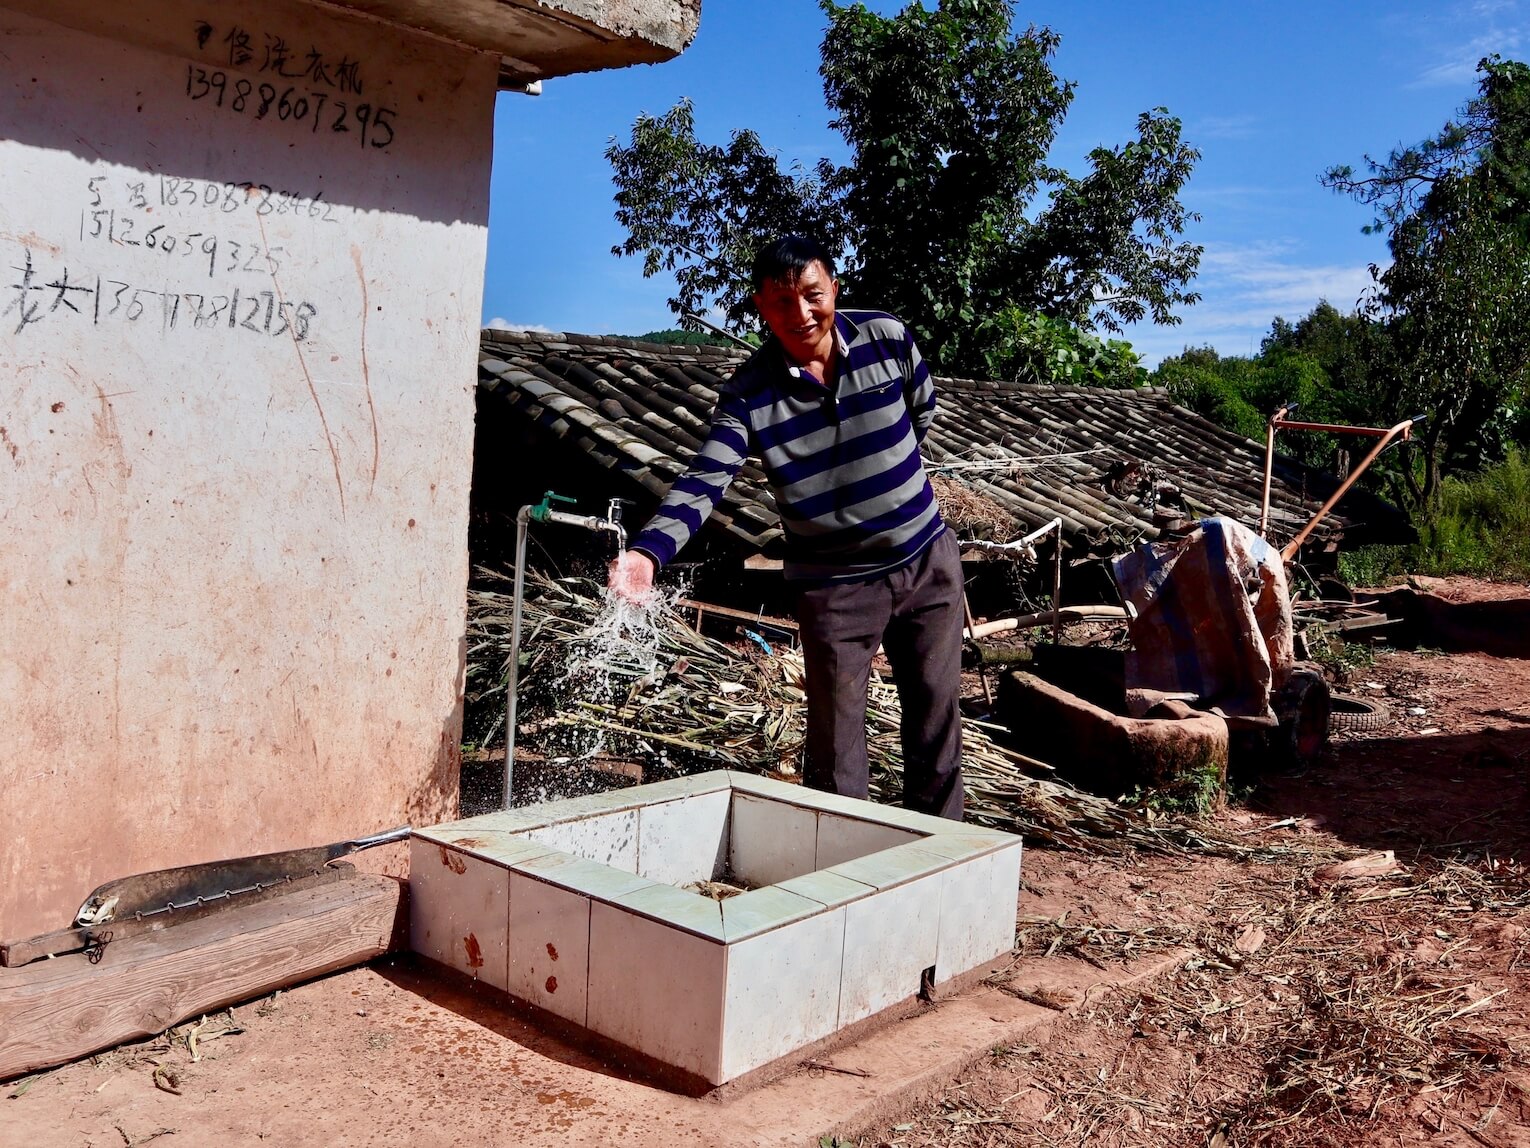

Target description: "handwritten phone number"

left=81, top=208, right=285, bottom=279
left=7, top=250, right=317, bottom=340
left=158, top=176, right=337, bottom=221
left=87, top=175, right=338, bottom=223
left=186, top=65, right=396, bottom=150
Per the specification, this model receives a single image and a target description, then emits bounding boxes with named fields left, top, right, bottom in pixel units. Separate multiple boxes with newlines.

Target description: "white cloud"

left=1191, top=114, right=1259, bottom=141
left=484, top=317, right=562, bottom=335
left=1411, top=0, right=1525, bottom=87
left=1121, top=241, right=1386, bottom=367
left=1414, top=30, right=1521, bottom=86
left=1198, top=243, right=1379, bottom=315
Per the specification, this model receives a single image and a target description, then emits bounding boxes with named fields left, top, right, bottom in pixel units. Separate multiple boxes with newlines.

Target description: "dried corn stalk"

left=467, top=568, right=1260, bottom=857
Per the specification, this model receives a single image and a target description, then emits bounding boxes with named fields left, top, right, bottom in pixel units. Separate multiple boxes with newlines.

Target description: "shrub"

left=1339, top=450, right=1530, bottom=582
left=1413, top=449, right=1530, bottom=578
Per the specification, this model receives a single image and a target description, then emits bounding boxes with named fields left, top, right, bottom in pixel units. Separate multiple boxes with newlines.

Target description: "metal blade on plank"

left=73, top=825, right=410, bottom=926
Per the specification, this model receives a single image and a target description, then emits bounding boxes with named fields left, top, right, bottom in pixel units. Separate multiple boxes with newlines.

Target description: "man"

left=608, top=235, right=964, bottom=819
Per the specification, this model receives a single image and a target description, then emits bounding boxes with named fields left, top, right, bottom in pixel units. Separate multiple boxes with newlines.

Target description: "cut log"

left=966, top=605, right=1127, bottom=640
left=0, top=871, right=404, bottom=1081
left=969, top=645, right=1036, bottom=669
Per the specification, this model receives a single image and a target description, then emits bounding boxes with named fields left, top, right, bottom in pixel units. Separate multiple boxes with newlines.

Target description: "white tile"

left=720, top=906, right=846, bottom=1080
left=586, top=901, right=727, bottom=1083
left=506, top=873, right=593, bottom=1026
left=988, top=840, right=1024, bottom=948
left=775, top=869, right=876, bottom=910
left=421, top=829, right=555, bottom=869
left=721, top=771, right=803, bottom=800
left=614, top=881, right=725, bottom=940
left=420, top=805, right=553, bottom=836
left=511, top=849, right=655, bottom=903
left=637, top=790, right=730, bottom=886
left=729, top=792, right=818, bottom=887
left=761, top=782, right=912, bottom=823
left=935, top=842, right=1023, bottom=983
left=530, top=788, right=645, bottom=821
left=622, top=770, right=733, bottom=804
left=838, top=872, right=942, bottom=1026
left=527, top=809, right=639, bottom=872
left=407, top=838, right=510, bottom=991
left=913, top=832, right=1007, bottom=863
left=726, top=774, right=947, bottom=835
left=826, top=841, right=954, bottom=891
left=720, top=886, right=823, bottom=943
left=814, top=813, right=921, bottom=869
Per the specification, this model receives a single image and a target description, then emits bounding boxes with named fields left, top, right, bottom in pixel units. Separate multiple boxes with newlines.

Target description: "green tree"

left=606, top=0, right=1200, bottom=383
left=607, top=100, right=850, bottom=332
left=1154, top=341, right=1339, bottom=468
left=1323, top=56, right=1530, bottom=512
left=1259, top=301, right=1397, bottom=425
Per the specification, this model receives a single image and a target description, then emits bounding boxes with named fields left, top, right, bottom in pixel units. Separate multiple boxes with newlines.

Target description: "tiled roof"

left=477, top=328, right=1410, bottom=560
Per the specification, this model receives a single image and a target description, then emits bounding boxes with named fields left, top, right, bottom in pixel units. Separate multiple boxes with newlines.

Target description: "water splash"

left=532, top=578, right=688, bottom=779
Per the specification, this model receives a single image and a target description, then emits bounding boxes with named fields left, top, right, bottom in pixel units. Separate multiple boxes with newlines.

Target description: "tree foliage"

left=1322, top=56, right=1530, bottom=512
left=606, top=0, right=1201, bottom=383
left=607, top=100, right=850, bottom=332
left=1153, top=336, right=1345, bottom=470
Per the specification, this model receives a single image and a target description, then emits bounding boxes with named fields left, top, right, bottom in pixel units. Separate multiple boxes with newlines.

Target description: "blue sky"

left=483, top=0, right=1521, bottom=367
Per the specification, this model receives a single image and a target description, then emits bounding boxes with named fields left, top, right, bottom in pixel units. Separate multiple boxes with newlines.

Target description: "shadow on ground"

left=1255, top=725, right=1530, bottom=860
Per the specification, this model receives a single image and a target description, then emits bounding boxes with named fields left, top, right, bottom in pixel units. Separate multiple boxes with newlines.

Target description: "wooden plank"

left=0, top=865, right=352, bottom=967
left=0, top=872, right=403, bottom=1081
left=677, top=598, right=798, bottom=632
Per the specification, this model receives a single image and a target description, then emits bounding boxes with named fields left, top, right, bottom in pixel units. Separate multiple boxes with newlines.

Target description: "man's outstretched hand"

left=608, top=550, right=657, bottom=605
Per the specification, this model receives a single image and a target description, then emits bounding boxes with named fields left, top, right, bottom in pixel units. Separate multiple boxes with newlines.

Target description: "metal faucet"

left=502, top=492, right=630, bottom=809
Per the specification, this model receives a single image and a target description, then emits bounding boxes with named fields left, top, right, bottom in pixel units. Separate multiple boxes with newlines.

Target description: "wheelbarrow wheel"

left=1272, top=665, right=1332, bottom=766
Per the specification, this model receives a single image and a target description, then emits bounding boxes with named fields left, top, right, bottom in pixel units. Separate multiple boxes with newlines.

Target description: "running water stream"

left=529, top=580, right=687, bottom=788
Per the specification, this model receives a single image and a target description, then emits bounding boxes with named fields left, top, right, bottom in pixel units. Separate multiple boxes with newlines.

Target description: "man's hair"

left=750, top=235, right=836, bottom=292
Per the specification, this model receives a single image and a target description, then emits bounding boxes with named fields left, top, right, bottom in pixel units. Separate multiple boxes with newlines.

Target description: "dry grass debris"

left=874, top=854, right=1530, bottom=1148
left=467, top=569, right=1270, bottom=859
left=928, top=473, right=1023, bottom=543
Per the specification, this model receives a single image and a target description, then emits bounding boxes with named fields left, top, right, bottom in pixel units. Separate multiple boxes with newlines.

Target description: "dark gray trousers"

left=795, top=529, right=965, bottom=820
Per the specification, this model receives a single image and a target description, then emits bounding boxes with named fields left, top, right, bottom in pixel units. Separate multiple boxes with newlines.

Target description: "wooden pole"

left=964, top=605, right=1127, bottom=641
left=961, top=590, right=993, bottom=709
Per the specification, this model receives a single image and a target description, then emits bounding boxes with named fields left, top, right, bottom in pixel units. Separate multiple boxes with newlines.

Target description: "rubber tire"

left=1271, top=666, right=1332, bottom=766
left=1329, top=692, right=1392, bottom=733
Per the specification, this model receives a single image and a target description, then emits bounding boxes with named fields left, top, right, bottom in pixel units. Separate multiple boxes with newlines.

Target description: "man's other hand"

left=608, top=550, right=657, bottom=604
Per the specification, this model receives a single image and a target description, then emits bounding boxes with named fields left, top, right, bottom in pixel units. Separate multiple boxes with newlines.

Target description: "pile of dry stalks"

left=466, top=569, right=1259, bottom=859
left=928, top=473, right=1022, bottom=543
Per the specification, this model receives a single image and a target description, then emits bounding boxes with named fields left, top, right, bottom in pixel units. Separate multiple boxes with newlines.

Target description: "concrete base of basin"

left=409, top=771, right=1023, bottom=1086
left=410, top=937, right=1010, bottom=1098
left=385, top=941, right=1189, bottom=1146
left=999, top=671, right=1229, bottom=809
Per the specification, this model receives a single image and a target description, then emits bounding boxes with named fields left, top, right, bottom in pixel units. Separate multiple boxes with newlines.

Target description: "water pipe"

left=503, top=493, right=627, bottom=809
left=1277, top=415, right=1423, bottom=564
left=1256, top=403, right=1425, bottom=561
left=959, top=516, right=1066, bottom=643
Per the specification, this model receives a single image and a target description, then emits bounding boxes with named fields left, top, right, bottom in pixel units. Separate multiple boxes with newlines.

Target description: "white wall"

left=0, top=0, right=497, bottom=938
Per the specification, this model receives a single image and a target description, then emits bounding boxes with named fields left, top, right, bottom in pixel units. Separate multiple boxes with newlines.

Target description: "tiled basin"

left=409, top=771, right=1022, bottom=1086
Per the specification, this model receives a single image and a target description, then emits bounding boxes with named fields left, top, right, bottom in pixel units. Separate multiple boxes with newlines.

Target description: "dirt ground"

left=6, top=576, right=1529, bottom=1147
left=867, top=575, right=1530, bottom=1148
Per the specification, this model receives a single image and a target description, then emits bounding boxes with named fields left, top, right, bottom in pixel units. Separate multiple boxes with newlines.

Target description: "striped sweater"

left=630, top=309, right=946, bottom=583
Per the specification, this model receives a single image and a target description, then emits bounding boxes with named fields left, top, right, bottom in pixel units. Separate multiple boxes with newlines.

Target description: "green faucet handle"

left=529, top=490, right=578, bottom=521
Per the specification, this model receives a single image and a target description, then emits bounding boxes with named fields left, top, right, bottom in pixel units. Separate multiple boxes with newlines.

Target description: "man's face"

left=753, top=260, right=839, bottom=365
